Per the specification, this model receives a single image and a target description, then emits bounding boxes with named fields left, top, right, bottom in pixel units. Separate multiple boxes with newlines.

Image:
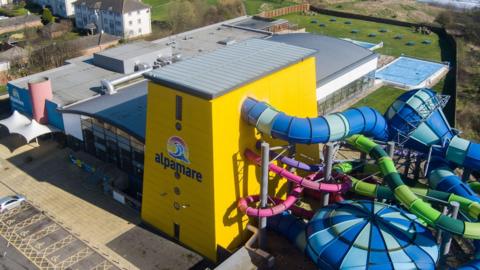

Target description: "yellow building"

left=142, top=39, right=319, bottom=261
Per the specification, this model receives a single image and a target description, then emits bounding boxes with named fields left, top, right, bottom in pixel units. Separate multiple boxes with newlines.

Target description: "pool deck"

left=375, top=56, right=449, bottom=89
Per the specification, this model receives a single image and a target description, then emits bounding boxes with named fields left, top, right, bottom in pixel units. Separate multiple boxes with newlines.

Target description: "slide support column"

left=258, top=141, right=270, bottom=249
left=323, top=142, right=335, bottom=206
left=387, top=141, right=395, bottom=158
left=439, top=201, right=460, bottom=267
left=437, top=206, right=449, bottom=244
left=287, top=144, right=296, bottom=193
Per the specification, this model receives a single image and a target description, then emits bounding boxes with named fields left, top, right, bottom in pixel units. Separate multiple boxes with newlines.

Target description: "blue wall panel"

left=7, top=83, right=32, bottom=116
left=45, top=100, right=64, bottom=130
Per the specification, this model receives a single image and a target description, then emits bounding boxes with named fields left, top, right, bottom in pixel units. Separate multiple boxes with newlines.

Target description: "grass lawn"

left=144, top=0, right=298, bottom=21
left=350, top=86, right=405, bottom=113
left=143, top=0, right=218, bottom=21
left=0, top=7, right=28, bottom=17
left=279, top=13, right=442, bottom=61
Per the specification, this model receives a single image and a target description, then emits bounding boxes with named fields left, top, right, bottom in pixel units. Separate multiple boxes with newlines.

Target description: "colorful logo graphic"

left=12, top=89, right=19, bottom=99
left=167, top=136, right=190, bottom=164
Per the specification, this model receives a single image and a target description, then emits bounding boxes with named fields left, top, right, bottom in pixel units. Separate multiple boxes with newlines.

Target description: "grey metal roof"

left=144, top=39, right=316, bottom=99
left=267, top=33, right=378, bottom=86
left=60, top=81, right=147, bottom=142
left=94, top=41, right=166, bottom=61
left=73, top=0, right=149, bottom=13
left=9, top=59, right=122, bottom=106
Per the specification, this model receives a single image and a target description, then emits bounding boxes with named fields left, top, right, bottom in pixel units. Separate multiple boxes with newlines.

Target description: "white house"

left=73, top=0, right=151, bottom=39
left=0, top=0, right=12, bottom=7
left=30, top=0, right=76, bottom=17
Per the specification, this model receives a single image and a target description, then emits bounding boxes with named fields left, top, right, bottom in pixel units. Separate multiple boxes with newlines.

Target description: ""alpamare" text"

left=155, top=152, right=203, bottom=182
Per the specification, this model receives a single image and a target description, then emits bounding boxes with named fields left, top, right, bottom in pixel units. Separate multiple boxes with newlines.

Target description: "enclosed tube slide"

left=334, top=162, right=480, bottom=221
left=428, top=157, right=480, bottom=203
left=244, top=149, right=351, bottom=192
left=237, top=186, right=304, bottom=218
left=348, top=134, right=480, bottom=239
left=267, top=211, right=308, bottom=251
left=385, top=88, right=480, bottom=171
left=267, top=149, right=322, bottom=172
left=238, top=150, right=349, bottom=217
left=241, top=97, right=389, bottom=144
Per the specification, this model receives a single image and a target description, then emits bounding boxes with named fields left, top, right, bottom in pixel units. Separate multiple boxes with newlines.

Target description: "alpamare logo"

left=155, top=136, right=203, bottom=182
left=167, top=136, right=190, bottom=164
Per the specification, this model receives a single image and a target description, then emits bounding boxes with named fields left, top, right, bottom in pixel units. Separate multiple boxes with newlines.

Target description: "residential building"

left=0, top=0, right=13, bottom=7
left=31, top=0, right=76, bottom=17
left=73, top=0, right=151, bottom=39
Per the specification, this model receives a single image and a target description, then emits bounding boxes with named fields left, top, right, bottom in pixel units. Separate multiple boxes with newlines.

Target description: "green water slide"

left=344, top=134, right=480, bottom=239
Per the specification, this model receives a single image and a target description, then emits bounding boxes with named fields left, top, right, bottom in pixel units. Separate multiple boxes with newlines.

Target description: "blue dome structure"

left=305, top=200, right=439, bottom=270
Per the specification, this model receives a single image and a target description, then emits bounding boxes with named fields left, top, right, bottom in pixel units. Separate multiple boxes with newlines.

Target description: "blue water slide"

left=427, top=157, right=480, bottom=203
left=384, top=88, right=480, bottom=171
left=241, top=97, right=389, bottom=144
left=267, top=211, right=307, bottom=252
left=457, top=259, right=480, bottom=270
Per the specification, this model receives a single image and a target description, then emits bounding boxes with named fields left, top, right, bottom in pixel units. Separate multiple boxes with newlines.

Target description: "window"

left=128, top=12, right=131, bottom=16
left=138, top=28, right=142, bottom=33
left=129, top=20, right=132, bottom=26
left=146, top=9, right=149, bottom=13
left=137, top=18, right=141, bottom=24
left=137, top=10, right=140, bottom=15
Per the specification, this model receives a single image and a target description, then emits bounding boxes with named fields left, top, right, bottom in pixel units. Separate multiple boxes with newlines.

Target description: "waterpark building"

left=142, top=38, right=319, bottom=261
left=267, top=33, right=379, bottom=114
left=4, top=16, right=380, bottom=209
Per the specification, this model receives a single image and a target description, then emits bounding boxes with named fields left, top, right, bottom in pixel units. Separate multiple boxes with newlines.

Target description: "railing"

left=258, top=3, right=310, bottom=18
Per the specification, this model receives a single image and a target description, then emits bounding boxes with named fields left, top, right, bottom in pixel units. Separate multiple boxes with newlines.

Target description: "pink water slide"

left=238, top=149, right=351, bottom=217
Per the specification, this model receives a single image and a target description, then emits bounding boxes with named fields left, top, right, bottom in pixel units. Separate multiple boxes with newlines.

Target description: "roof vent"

left=218, top=38, right=236, bottom=46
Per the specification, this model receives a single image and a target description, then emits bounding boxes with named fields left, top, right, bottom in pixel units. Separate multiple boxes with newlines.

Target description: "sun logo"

left=167, top=136, right=190, bottom=164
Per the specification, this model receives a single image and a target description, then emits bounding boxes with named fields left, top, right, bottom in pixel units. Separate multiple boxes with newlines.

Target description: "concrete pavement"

left=0, top=134, right=203, bottom=270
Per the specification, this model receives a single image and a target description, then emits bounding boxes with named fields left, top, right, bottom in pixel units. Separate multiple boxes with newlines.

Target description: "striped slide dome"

left=305, top=200, right=439, bottom=270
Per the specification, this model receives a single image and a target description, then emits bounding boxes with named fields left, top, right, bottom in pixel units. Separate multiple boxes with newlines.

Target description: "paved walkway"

left=0, top=134, right=202, bottom=270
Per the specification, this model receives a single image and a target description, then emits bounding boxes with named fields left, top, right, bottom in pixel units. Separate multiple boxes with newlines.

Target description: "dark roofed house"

left=73, top=0, right=152, bottom=38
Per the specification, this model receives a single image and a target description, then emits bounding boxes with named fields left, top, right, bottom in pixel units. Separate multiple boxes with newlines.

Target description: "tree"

left=167, top=0, right=198, bottom=33
left=42, top=8, right=54, bottom=24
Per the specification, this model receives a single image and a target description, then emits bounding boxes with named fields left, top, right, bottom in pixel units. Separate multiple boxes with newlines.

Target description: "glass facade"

left=80, top=116, right=144, bottom=201
left=317, top=71, right=375, bottom=115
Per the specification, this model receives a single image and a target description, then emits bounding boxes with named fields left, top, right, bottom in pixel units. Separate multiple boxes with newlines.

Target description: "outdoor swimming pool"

left=375, top=56, right=449, bottom=89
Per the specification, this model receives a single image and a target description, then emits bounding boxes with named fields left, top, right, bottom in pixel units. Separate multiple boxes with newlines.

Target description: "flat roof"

left=94, top=41, right=167, bottom=61
left=9, top=16, right=270, bottom=107
left=151, top=16, right=269, bottom=60
left=9, top=59, right=122, bottom=106
left=144, top=39, right=316, bottom=100
left=267, top=33, right=378, bottom=86
left=60, top=81, right=147, bottom=142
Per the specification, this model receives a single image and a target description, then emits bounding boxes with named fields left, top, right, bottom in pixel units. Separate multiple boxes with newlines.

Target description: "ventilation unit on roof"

left=218, top=38, right=236, bottom=46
